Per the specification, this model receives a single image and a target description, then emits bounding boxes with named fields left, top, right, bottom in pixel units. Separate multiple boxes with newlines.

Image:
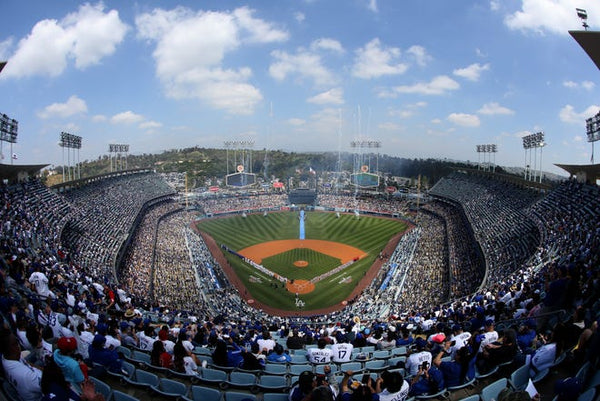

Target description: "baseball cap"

left=431, top=333, right=446, bottom=343
left=57, top=337, right=77, bottom=352
left=415, top=337, right=427, bottom=349
left=92, top=334, right=106, bottom=346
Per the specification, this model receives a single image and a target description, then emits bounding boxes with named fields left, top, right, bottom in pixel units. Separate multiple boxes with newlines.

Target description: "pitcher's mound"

left=293, top=260, right=309, bottom=267
left=286, top=279, right=315, bottom=294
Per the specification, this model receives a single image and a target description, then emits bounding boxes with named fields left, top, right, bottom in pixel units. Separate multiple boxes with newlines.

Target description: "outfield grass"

left=196, top=211, right=407, bottom=311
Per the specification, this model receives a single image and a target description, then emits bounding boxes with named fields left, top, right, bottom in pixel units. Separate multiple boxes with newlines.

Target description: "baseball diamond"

left=195, top=210, right=408, bottom=314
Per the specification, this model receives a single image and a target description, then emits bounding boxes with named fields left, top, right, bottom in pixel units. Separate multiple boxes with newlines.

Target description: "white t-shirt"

left=379, top=380, right=410, bottom=401
left=138, top=332, right=156, bottom=351
left=479, top=331, right=499, bottom=352
left=331, top=343, right=354, bottom=363
left=257, top=338, right=276, bottom=353
left=1, top=356, right=43, bottom=401
left=306, top=347, right=332, bottom=364
left=406, top=351, right=432, bottom=376
left=29, top=272, right=53, bottom=298
left=183, top=356, right=198, bottom=375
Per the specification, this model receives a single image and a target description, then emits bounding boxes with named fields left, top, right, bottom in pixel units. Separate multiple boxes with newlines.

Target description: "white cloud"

left=294, top=12, right=305, bottom=23
left=490, top=1, right=500, bottom=11
left=92, top=114, right=107, bottom=123
left=563, top=80, right=595, bottom=90
left=310, top=38, right=344, bottom=54
left=0, top=38, right=13, bottom=60
left=136, top=6, right=286, bottom=115
left=478, top=102, right=515, bottom=115
left=390, top=75, right=460, bottom=96
left=307, top=88, right=344, bottom=105
left=453, top=63, right=490, bottom=81
left=559, top=104, right=600, bottom=124
left=111, top=111, right=145, bottom=125
left=232, top=7, right=289, bottom=44
left=287, top=118, right=306, bottom=126
left=2, top=3, right=128, bottom=78
left=574, top=135, right=584, bottom=142
left=351, top=38, right=408, bottom=79
left=448, top=113, right=481, bottom=127
left=270, top=49, right=336, bottom=87
left=367, top=0, right=378, bottom=13
left=139, top=120, right=162, bottom=129
left=38, top=95, right=88, bottom=119
left=378, top=122, right=402, bottom=131
left=388, top=102, right=427, bottom=119
left=407, top=45, right=431, bottom=67
left=504, top=0, right=600, bottom=35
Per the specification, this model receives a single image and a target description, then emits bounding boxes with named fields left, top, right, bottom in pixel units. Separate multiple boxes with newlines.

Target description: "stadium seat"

left=575, top=361, right=591, bottom=384
left=89, top=376, right=112, bottom=401
left=123, top=369, right=159, bottom=390
left=288, top=354, right=309, bottom=364
left=257, top=375, right=289, bottom=393
left=509, top=365, right=530, bottom=391
left=340, top=362, right=363, bottom=373
left=189, top=385, right=223, bottom=401
left=107, top=360, right=135, bottom=381
left=372, top=350, right=390, bottom=360
left=111, top=390, right=141, bottom=401
left=129, top=350, right=151, bottom=367
left=447, top=377, right=476, bottom=398
left=193, top=347, right=213, bottom=356
left=289, top=364, right=312, bottom=376
left=415, top=388, right=448, bottom=400
left=199, top=368, right=228, bottom=385
left=387, top=356, right=406, bottom=368
left=264, top=363, right=288, bottom=376
left=263, top=393, right=290, bottom=401
left=577, top=388, right=596, bottom=401
left=481, top=378, right=508, bottom=401
left=292, top=349, right=308, bottom=357
left=225, top=391, right=258, bottom=401
left=391, top=346, right=407, bottom=356
left=456, top=395, right=480, bottom=401
left=222, top=371, right=257, bottom=390
left=475, top=365, right=499, bottom=381
left=151, top=377, right=188, bottom=399
left=170, top=368, right=201, bottom=383
left=365, top=359, right=387, bottom=372
left=116, top=345, right=132, bottom=358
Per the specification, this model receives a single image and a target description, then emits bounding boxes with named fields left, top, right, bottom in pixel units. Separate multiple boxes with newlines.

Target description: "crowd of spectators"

left=429, top=172, right=542, bottom=285
left=0, top=171, right=598, bottom=401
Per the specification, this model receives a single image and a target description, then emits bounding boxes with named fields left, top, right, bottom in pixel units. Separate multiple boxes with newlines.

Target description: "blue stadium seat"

left=481, top=378, right=507, bottom=401
left=509, top=365, right=530, bottom=391
left=123, top=369, right=159, bottom=390
left=189, top=385, right=222, bottom=401
left=257, top=375, right=289, bottom=392
left=264, top=363, right=287, bottom=376
left=200, top=368, right=228, bottom=386
left=151, top=377, right=188, bottom=399
left=225, top=391, right=258, bottom=401
left=289, top=364, right=312, bottom=376
left=263, top=393, right=290, bottom=401
left=222, top=371, right=257, bottom=390
left=111, top=390, right=141, bottom=401
left=89, top=376, right=112, bottom=401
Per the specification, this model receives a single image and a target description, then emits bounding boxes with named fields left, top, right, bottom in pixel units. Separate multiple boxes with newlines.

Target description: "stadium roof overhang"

left=0, top=163, right=49, bottom=183
left=555, top=163, right=600, bottom=184
left=569, top=30, right=600, bottom=70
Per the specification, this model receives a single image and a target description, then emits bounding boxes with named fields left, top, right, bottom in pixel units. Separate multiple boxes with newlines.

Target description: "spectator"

left=0, top=329, right=43, bottom=401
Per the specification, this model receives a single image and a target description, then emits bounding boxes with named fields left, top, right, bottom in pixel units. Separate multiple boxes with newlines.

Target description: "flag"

left=309, top=167, right=316, bottom=175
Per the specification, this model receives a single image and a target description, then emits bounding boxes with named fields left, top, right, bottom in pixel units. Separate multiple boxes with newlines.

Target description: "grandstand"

left=0, top=166, right=598, bottom=401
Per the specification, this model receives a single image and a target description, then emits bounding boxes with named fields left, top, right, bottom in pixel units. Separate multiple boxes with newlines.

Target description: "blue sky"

left=1, top=0, right=599, bottom=176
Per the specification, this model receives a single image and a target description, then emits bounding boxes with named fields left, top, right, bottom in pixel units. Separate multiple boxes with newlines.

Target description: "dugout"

left=289, top=188, right=316, bottom=205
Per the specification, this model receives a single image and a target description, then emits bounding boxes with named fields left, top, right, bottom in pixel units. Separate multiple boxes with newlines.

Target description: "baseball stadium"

left=0, top=4, right=599, bottom=401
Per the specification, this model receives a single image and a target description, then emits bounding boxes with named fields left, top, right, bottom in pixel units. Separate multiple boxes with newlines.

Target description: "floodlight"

left=576, top=8, right=589, bottom=30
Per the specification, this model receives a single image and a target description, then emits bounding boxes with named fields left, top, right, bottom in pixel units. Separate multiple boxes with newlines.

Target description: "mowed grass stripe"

left=196, top=211, right=407, bottom=311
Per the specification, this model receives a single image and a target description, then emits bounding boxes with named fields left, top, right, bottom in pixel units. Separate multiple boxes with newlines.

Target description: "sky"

left=1, top=0, right=600, bottom=176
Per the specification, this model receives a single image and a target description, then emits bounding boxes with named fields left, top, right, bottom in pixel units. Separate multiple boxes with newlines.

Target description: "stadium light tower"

left=59, top=132, right=82, bottom=182
left=0, top=113, right=18, bottom=165
left=586, top=110, right=600, bottom=163
left=577, top=8, right=589, bottom=30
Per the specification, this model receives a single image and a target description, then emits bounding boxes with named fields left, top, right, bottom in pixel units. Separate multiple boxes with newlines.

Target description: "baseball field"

left=195, top=211, right=407, bottom=312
